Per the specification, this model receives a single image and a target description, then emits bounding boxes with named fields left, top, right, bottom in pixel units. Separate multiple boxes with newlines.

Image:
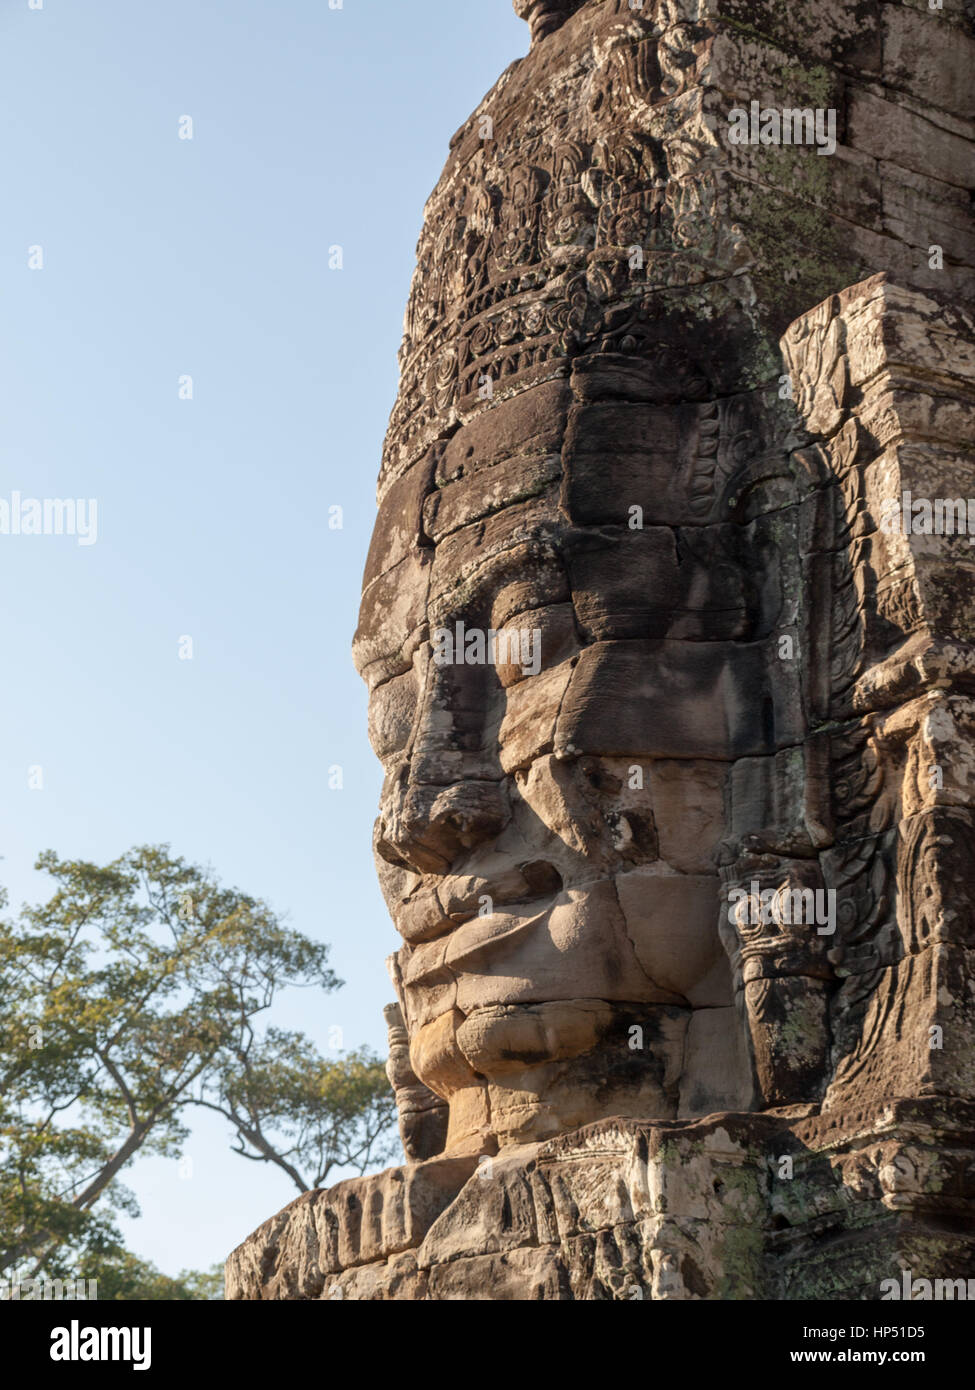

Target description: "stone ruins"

left=228, top=0, right=975, bottom=1299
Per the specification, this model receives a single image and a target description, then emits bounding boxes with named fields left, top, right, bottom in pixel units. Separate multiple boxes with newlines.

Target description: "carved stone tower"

left=229, top=0, right=975, bottom=1300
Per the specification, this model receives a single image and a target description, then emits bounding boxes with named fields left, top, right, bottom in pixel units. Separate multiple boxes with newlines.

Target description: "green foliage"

left=0, top=845, right=399, bottom=1288
left=45, top=1248, right=225, bottom=1301
left=197, top=1030, right=398, bottom=1190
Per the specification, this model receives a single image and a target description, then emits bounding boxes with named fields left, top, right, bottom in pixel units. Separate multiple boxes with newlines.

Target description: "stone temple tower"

left=229, top=0, right=975, bottom=1300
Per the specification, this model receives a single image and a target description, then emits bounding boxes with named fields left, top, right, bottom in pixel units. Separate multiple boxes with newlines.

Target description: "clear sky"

left=0, top=0, right=527, bottom=1277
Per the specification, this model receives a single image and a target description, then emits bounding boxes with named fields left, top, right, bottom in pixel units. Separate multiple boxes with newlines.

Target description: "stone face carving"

left=229, top=0, right=975, bottom=1298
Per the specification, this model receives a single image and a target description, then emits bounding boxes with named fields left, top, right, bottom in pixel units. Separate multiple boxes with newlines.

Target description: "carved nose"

left=376, top=638, right=510, bottom=873
left=377, top=774, right=509, bottom=875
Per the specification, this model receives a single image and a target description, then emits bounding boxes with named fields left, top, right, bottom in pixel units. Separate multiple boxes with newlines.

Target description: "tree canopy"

left=0, top=845, right=399, bottom=1292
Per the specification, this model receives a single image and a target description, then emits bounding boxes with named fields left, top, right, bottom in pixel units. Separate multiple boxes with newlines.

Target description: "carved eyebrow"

left=428, top=529, right=568, bottom=627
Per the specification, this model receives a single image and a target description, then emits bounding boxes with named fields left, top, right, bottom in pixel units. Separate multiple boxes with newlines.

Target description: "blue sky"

left=0, top=0, right=527, bottom=1277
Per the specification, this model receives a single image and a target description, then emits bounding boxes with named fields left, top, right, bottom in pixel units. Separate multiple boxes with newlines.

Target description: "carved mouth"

left=395, top=860, right=564, bottom=944
left=399, top=879, right=692, bottom=1014
left=439, top=902, right=551, bottom=973
left=398, top=901, right=550, bottom=997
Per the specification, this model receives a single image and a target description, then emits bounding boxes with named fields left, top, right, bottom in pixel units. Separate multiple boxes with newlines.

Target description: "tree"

left=40, top=1248, right=225, bottom=1301
left=0, top=845, right=399, bottom=1286
left=193, top=1032, right=398, bottom=1191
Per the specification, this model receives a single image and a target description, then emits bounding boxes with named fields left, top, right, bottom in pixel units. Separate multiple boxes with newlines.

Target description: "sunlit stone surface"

left=229, top=0, right=975, bottom=1299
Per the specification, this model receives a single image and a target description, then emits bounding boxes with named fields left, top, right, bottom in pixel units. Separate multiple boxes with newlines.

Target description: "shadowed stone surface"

left=228, top=0, right=975, bottom=1299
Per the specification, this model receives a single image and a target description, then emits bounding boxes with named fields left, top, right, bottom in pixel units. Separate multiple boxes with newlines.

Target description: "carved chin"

left=409, top=997, right=688, bottom=1151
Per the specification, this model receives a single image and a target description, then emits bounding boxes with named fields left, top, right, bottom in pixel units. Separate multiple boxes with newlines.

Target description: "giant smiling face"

left=351, top=0, right=798, bottom=1154
left=354, top=369, right=784, bottom=1153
